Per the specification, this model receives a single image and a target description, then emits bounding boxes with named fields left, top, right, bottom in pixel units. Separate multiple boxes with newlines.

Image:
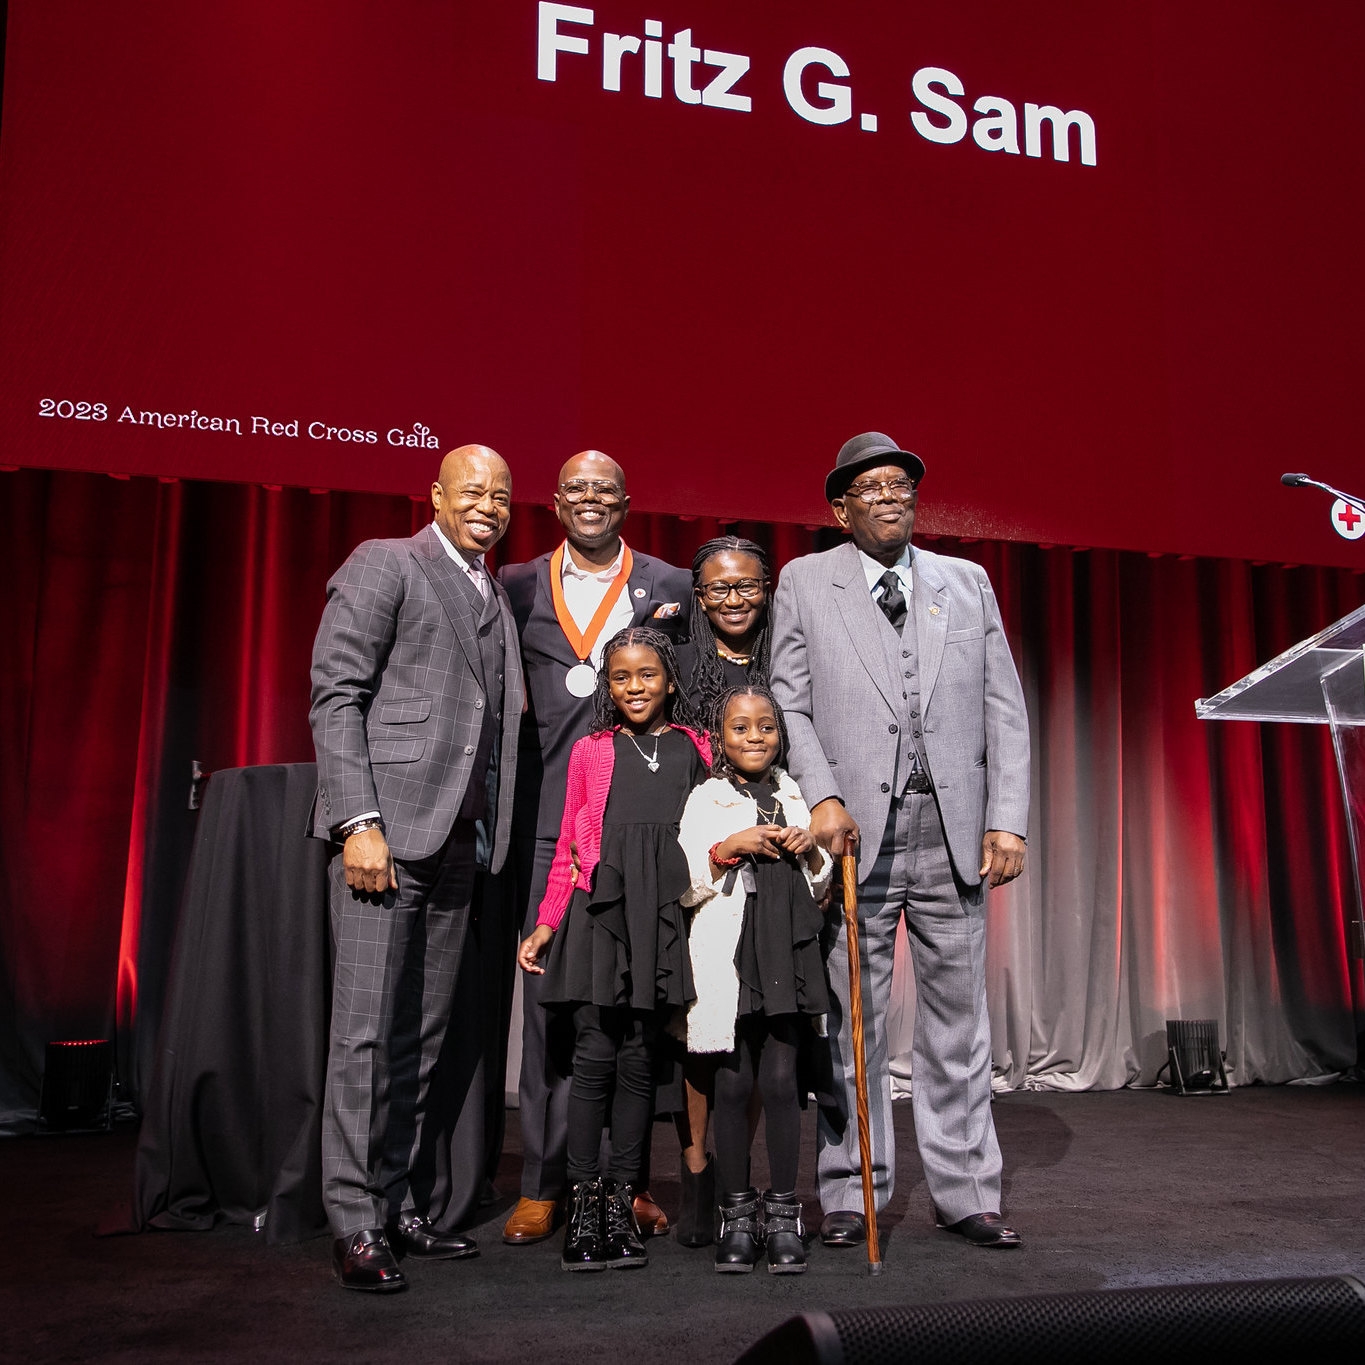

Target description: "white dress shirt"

left=859, top=545, right=913, bottom=606
left=560, top=540, right=635, bottom=666
left=433, top=520, right=488, bottom=597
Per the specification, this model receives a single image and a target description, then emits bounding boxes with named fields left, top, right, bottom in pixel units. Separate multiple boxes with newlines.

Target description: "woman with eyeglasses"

left=677, top=536, right=772, bottom=718
left=670, top=535, right=774, bottom=1248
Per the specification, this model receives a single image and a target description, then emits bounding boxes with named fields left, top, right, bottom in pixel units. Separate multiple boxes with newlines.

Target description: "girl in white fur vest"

left=677, top=685, right=833, bottom=1274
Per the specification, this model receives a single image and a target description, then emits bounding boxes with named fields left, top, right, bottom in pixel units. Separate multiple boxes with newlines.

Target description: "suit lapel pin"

left=929, top=605, right=941, bottom=615
left=634, top=587, right=646, bottom=598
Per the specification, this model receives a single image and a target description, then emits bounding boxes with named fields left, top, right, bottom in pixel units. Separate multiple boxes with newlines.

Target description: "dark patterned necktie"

left=877, top=570, right=907, bottom=629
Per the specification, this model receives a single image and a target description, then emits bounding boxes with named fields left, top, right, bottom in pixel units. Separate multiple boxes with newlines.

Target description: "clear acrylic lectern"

left=1196, top=602, right=1365, bottom=958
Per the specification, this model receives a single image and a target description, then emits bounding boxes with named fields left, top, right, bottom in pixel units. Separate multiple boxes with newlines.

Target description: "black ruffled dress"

left=542, top=728, right=707, bottom=1011
left=728, top=777, right=830, bottom=1021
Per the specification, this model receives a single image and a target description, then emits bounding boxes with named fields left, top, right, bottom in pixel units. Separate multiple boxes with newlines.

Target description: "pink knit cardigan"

left=536, top=725, right=712, bottom=931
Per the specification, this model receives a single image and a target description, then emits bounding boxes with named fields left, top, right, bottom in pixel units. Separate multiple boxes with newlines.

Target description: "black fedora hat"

left=824, top=432, right=927, bottom=503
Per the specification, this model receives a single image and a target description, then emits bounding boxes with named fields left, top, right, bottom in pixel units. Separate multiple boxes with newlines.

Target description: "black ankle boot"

left=762, top=1190, right=807, bottom=1274
left=675, top=1155, right=716, bottom=1248
left=561, top=1179, right=608, bottom=1272
left=714, top=1188, right=761, bottom=1273
left=603, top=1179, right=650, bottom=1268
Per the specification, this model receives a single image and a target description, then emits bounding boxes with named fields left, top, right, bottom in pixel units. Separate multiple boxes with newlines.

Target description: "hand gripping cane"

left=841, top=852, right=883, bottom=1274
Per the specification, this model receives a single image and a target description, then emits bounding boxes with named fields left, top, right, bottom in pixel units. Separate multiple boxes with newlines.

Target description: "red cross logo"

left=1331, top=498, right=1365, bottom=541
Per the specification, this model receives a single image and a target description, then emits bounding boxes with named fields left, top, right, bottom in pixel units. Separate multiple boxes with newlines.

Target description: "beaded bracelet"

left=709, top=842, right=742, bottom=868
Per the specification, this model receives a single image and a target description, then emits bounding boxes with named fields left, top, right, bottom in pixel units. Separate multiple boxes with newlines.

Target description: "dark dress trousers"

left=498, top=546, right=690, bottom=1200
left=310, top=522, right=523, bottom=1238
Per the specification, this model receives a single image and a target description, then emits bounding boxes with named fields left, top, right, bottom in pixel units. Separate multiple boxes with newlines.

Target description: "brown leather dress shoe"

left=332, top=1228, right=408, bottom=1292
left=632, top=1189, right=669, bottom=1237
left=503, top=1197, right=559, bottom=1244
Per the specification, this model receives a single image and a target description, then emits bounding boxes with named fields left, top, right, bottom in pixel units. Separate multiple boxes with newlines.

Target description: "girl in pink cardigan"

left=518, top=627, right=711, bottom=1273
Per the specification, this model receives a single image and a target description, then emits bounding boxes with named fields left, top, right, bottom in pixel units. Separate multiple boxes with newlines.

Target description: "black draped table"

left=128, top=764, right=331, bottom=1244
left=121, top=760, right=516, bottom=1244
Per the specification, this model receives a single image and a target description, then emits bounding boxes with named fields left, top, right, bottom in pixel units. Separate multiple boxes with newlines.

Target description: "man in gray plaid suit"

left=772, top=432, right=1030, bottom=1253
left=310, top=445, right=524, bottom=1292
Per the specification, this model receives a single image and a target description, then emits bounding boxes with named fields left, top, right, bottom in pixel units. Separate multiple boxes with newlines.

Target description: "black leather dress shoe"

left=819, top=1210, right=867, bottom=1248
left=332, top=1229, right=408, bottom=1292
left=936, top=1211, right=1022, bottom=1248
left=390, top=1212, right=479, bottom=1260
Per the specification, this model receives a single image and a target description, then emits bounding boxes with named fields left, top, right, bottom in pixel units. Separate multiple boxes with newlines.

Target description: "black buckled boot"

left=762, top=1190, right=807, bottom=1274
left=714, top=1188, right=761, bottom=1273
left=561, top=1178, right=608, bottom=1272
left=604, top=1179, right=650, bottom=1268
left=675, top=1154, right=716, bottom=1248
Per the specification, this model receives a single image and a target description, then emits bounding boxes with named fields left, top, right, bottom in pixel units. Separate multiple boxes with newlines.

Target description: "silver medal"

left=565, top=662, right=597, bottom=697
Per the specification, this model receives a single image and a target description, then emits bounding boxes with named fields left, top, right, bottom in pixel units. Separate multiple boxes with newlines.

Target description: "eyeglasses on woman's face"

left=698, top=578, right=766, bottom=604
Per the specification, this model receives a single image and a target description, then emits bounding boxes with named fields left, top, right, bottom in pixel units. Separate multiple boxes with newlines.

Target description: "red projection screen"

left=1, top=2, right=1363, bottom=565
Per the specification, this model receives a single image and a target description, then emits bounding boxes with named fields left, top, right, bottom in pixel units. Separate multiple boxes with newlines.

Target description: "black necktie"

left=877, top=570, right=907, bottom=629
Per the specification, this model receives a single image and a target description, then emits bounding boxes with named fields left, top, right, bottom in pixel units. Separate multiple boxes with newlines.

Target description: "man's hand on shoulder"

left=810, top=798, right=860, bottom=857
left=344, top=827, right=398, bottom=896
left=979, top=830, right=1026, bottom=887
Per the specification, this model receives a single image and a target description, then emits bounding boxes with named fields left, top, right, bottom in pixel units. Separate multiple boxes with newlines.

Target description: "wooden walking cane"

left=841, top=851, right=883, bottom=1274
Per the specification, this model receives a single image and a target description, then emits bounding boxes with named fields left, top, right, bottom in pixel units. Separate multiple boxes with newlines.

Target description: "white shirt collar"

left=560, top=539, right=626, bottom=582
left=858, top=544, right=913, bottom=595
left=432, top=520, right=483, bottom=571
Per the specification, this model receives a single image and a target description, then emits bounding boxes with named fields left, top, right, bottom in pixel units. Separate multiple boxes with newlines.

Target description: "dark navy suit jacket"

left=499, top=546, right=691, bottom=841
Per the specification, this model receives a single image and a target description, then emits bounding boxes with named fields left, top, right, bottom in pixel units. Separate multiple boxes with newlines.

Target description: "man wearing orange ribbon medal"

left=498, top=450, right=691, bottom=1244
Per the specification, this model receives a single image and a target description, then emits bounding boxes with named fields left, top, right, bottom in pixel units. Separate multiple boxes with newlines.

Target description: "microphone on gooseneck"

left=1281, top=471, right=1365, bottom=539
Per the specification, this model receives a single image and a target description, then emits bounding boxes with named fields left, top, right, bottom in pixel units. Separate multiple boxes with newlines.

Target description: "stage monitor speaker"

left=1161, top=1017, right=1229, bottom=1094
left=37, top=1039, right=113, bottom=1131
left=735, top=1276, right=1365, bottom=1364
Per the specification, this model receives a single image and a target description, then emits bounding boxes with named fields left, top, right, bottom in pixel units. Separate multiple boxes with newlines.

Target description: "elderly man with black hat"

left=771, top=432, right=1030, bottom=1251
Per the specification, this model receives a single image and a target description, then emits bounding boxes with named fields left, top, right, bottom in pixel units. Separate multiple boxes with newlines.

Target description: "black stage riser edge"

left=735, top=1274, right=1365, bottom=1365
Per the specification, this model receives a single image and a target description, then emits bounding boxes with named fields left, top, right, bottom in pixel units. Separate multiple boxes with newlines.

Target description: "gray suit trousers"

left=323, top=821, right=482, bottom=1237
left=818, top=792, right=1002, bottom=1224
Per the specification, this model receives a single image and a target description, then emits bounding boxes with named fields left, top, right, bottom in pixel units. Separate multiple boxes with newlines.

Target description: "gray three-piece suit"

left=772, top=539, right=1029, bottom=1222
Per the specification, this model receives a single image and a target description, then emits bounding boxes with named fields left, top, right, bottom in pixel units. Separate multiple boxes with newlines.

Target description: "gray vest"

left=873, top=590, right=931, bottom=794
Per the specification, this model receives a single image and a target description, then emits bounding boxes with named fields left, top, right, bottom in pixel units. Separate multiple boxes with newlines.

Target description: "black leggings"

left=565, top=1004, right=657, bottom=1185
left=713, top=1014, right=802, bottom=1195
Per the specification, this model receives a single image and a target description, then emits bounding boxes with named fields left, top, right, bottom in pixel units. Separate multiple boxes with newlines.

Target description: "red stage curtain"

left=1, top=468, right=1361, bottom=1127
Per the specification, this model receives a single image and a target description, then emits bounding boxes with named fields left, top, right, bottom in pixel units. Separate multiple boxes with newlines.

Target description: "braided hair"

left=589, top=626, right=703, bottom=734
left=686, top=536, right=772, bottom=723
left=708, top=682, right=790, bottom=780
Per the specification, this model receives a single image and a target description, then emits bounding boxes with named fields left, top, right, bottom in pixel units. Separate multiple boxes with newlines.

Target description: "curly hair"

left=686, top=536, right=772, bottom=722
left=589, top=626, right=703, bottom=734
left=708, top=683, right=790, bottom=779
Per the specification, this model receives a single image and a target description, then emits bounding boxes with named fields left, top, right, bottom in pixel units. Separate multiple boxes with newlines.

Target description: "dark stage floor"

left=3, top=1086, right=1363, bottom=1362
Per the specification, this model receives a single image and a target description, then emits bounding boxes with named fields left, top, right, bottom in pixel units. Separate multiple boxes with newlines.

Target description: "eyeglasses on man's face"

left=698, top=578, right=766, bottom=604
left=841, top=476, right=919, bottom=504
left=558, top=479, right=623, bottom=503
